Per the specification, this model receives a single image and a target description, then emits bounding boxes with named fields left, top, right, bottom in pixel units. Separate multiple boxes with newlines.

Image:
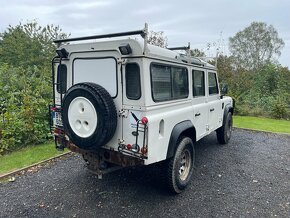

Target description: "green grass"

left=234, top=115, right=290, bottom=134
left=0, top=142, right=67, bottom=175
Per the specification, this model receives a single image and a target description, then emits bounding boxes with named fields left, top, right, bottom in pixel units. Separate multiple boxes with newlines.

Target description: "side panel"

left=121, top=58, right=146, bottom=149
left=144, top=101, right=194, bottom=164
left=142, top=59, right=195, bottom=164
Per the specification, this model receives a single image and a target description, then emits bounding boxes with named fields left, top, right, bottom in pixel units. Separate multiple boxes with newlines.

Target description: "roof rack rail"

left=53, top=23, right=148, bottom=44
left=167, top=42, right=190, bottom=51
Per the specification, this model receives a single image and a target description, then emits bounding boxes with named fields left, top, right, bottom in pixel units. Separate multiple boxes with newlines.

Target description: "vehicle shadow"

left=69, top=132, right=224, bottom=198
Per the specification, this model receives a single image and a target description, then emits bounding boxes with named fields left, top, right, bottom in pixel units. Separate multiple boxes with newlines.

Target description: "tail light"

left=127, top=144, right=132, bottom=150
left=141, top=117, right=148, bottom=125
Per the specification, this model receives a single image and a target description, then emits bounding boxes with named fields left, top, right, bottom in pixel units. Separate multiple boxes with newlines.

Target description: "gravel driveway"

left=1, top=129, right=290, bottom=218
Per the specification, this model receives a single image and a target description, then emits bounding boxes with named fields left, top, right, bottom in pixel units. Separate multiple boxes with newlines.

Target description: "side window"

left=151, top=64, right=171, bottom=101
left=192, top=70, right=205, bottom=97
left=208, top=72, right=219, bottom=95
left=151, top=64, right=188, bottom=102
left=125, top=63, right=141, bottom=100
left=172, top=67, right=188, bottom=99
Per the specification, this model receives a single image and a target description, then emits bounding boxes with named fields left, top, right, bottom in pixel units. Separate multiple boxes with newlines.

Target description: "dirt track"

left=1, top=129, right=290, bottom=217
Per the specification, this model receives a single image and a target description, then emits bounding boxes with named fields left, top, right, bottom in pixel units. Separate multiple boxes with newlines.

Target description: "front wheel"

left=164, top=137, right=195, bottom=194
left=216, top=112, right=233, bottom=144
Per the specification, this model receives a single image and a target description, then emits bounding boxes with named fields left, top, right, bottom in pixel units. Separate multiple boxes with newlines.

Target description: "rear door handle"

left=210, top=108, right=215, bottom=112
left=195, top=113, right=201, bottom=117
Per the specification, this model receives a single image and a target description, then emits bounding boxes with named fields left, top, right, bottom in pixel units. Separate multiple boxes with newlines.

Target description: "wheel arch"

left=166, top=120, right=196, bottom=159
left=223, top=104, right=234, bottom=126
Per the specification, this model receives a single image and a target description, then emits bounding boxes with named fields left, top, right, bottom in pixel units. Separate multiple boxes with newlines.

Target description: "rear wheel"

left=164, top=137, right=195, bottom=194
left=216, top=112, right=233, bottom=144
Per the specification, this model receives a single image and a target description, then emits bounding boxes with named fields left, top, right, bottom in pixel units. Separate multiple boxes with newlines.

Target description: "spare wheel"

left=62, top=82, right=117, bottom=150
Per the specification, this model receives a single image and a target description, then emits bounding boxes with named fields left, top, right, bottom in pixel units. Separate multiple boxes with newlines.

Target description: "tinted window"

left=208, top=72, right=219, bottom=95
left=192, top=70, right=205, bottom=97
left=151, top=64, right=188, bottom=102
left=57, top=64, right=67, bottom=94
left=125, top=63, right=141, bottom=100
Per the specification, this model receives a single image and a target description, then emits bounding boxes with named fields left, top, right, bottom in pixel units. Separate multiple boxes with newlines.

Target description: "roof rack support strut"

left=143, top=23, right=148, bottom=55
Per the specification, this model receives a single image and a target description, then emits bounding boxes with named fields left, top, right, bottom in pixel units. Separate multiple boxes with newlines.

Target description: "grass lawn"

left=234, top=115, right=290, bottom=134
left=0, top=142, right=68, bottom=175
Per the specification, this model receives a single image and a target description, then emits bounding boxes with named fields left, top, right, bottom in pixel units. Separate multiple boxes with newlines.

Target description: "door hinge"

left=119, top=109, right=129, bottom=118
left=118, top=58, right=128, bottom=65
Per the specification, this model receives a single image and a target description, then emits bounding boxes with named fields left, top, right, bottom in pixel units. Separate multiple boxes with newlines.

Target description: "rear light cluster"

left=125, top=114, right=148, bottom=155
left=126, top=143, right=147, bottom=154
left=125, top=116, right=148, bottom=155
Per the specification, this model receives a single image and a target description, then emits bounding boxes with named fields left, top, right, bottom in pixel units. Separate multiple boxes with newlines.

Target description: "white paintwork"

left=54, top=38, right=233, bottom=166
left=68, top=97, right=98, bottom=138
left=74, top=58, right=117, bottom=97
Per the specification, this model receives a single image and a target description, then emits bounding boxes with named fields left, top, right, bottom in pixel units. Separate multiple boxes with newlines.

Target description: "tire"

left=164, top=137, right=195, bottom=194
left=216, top=112, right=233, bottom=144
left=62, top=82, right=117, bottom=150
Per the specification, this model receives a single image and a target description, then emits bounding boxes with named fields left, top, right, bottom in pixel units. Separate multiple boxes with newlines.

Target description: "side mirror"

left=221, top=84, right=228, bottom=95
left=57, top=64, right=67, bottom=94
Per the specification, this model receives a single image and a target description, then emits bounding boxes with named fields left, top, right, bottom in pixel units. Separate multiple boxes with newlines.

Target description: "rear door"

left=70, top=51, right=123, bottom=148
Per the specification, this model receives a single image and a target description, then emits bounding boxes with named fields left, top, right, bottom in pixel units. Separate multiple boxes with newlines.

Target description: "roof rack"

left=54, top=23, right=149, bottom=54
left=53, top=23, right=148, bottom=43
left=54, top=23, right=148, bottom=43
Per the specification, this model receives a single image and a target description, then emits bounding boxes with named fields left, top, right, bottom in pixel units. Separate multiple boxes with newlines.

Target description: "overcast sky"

left=1, top=0, right=289, bottom=68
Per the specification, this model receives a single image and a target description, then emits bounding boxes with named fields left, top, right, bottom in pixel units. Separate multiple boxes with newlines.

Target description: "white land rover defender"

left=51, top=24, right=234, bottom=193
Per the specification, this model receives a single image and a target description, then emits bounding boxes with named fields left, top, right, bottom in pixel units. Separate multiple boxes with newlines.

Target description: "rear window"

left=125, top=63, right=141, bottom=100
left=151, top=63, right=188, bottom=102
left=73, top=58, right=117, bottom=97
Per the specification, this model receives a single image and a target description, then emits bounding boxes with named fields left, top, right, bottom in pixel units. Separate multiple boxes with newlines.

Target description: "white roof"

left=61, top=38, right=215, bottom=69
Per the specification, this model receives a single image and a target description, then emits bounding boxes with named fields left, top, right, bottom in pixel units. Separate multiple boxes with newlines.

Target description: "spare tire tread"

left=83, top=82, right=117, bottom=143
left=62, top=82, right=117, bottom=150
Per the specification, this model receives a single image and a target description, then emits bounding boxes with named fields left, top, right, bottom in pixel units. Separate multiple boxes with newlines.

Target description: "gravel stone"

left=1, top=129, right=290, bottom=217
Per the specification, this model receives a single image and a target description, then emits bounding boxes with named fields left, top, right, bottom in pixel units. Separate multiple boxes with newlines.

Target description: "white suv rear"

left=51, top=24, right=234, bottom=193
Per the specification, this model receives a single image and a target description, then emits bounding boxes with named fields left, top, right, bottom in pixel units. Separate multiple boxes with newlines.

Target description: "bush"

left=229, top=64, right=290, bottom=119
left=0, top=65, right=52, bottom=154
left=270, top=98, right=289, bottom=119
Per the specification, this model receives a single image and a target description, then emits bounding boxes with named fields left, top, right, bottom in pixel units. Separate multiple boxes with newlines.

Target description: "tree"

left=229, top=22, right=284, bottom=70
left=0, top=21, right=69, bottom=153
left=147, top=31, right=168, bottom=48
left=0, top=21, right=68, bottom=69
left=190, top=48, right=205, bottom=57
